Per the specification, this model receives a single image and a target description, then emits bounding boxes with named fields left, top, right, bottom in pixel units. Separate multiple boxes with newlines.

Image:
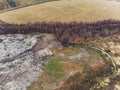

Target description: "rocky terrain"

left=0, top=34, right=58, bottom=90
left=0, top=33, right=119, bottom=90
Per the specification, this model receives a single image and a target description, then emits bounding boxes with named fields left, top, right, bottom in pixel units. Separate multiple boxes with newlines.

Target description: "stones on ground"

left=0, top=34, right=56, bottom=90
left=0, top=34, right=37, bottom=61
left=37, top=48, right=53, bottom=58
left=35, top=48, right=54, bottom=64
left=33, top=34, right=62, bottom=51
left=0, top=34, right=41, bottom=90
left=0, top=51, right=42, bottom=90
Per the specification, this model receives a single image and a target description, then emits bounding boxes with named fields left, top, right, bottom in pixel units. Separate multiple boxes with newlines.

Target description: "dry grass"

left=0, top=0, right=120, bottom=24
left=16, top=0, right=37, bottom=5
left=16, top=0, right=58, bottom=6
left=27, top=46, right=104, bottom=90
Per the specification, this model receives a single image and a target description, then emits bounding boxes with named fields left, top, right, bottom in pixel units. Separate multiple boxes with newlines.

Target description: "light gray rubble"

left=0, top=34, right=37, bottom=61
left=0, top=34, right=54, bottom=90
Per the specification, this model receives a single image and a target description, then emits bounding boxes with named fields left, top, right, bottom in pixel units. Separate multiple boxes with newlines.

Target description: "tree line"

left=0, top=19, right=120, bottom=45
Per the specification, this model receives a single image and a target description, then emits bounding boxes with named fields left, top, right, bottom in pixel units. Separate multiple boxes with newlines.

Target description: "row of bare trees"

left=0, top=19, right=120, bottom=45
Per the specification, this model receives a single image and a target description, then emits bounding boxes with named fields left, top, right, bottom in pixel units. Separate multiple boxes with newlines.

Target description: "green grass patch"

left=82, top=64, right=89, bottom=73
left=45, top=57, right=65, bottom=82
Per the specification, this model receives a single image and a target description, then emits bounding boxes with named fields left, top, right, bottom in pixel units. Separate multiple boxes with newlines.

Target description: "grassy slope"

left=0, top=0, right=120, bottom=24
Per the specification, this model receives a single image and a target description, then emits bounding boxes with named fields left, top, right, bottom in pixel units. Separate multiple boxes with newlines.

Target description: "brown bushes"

left=0, top=19, right=120, bottom=46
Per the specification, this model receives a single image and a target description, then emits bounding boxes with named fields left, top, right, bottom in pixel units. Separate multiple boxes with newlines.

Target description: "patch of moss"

left=45, top=58, right=65, bottom=82
left=82, top=64, right=89, bottom=73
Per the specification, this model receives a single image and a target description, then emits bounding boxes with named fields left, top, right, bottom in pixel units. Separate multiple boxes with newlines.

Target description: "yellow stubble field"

left=0, top=0, right=120, bottom=24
